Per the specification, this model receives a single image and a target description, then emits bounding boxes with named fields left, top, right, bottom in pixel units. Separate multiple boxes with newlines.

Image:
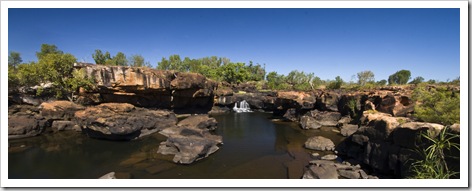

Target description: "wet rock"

left=74, top=103, right=177, bottom=140
left=304, top=136, right=335, bottom=151
left=338, top=169, right=360, bottom=179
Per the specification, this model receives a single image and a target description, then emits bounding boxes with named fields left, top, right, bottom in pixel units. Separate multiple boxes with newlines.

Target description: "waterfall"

left=233, top=100, right=252, bottom=113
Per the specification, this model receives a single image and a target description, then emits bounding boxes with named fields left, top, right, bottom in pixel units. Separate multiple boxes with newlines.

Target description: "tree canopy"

left=357, top=70, right=375, bottom=86
left=388, top=70, right=411, bottom=85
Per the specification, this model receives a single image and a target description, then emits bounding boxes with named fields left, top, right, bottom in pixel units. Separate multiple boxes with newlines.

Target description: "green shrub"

left=412, top=84, right=460, bottom=126
left=409, top=127, right=460, bottom=179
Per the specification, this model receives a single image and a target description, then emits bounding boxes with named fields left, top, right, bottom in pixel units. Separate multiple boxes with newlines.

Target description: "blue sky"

left=8, top=8, right=460, bottom=82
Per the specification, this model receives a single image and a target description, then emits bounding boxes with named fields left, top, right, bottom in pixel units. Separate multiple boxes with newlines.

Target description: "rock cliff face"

left=74, top=63, right=217, bottom=113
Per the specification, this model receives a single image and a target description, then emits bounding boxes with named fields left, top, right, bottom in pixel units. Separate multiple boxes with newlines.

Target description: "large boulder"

left=157, top=134, right=222, bottom=164
left=157, top=114, right=222, bottom=164
left=74, top=103, right=177, bottom=140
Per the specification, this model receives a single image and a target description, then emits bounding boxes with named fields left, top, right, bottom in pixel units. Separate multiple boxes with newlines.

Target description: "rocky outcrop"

left=157, top=114, right=223, bottom=164
left=74, top=103, right=177, bottom=140
left=8, top=105, right=49, bottom=139
left=73, top=63, right=216, bottom=112
left=336, top=110, right=459, bottom=178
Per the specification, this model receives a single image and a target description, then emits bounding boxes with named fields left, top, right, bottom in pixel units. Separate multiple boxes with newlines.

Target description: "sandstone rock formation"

left=74, top=63, right=216, bottom=112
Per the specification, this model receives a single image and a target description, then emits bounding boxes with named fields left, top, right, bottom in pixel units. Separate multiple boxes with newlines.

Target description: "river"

left=8, top=112, right=345, bottom=179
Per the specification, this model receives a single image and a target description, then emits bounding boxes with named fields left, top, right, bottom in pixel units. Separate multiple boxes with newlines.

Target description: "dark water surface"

left=9, top=112, right=345, bottom=179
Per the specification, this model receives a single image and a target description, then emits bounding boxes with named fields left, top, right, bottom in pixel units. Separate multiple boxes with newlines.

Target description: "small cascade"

left=233, top=100, right=252, bottom=113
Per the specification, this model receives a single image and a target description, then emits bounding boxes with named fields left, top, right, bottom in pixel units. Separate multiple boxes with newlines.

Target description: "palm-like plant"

left=410, top=126, right=460, bottom=179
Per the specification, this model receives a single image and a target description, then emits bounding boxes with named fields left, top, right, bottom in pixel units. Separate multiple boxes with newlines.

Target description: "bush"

left=412, top=84, right=460, bottom=126
left=409, top=127, right=460, bottom=179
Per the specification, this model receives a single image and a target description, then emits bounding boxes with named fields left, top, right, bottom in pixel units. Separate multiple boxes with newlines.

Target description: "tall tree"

left=112, top=52, right=128, bottom=66
left=357, top=70, right=375, bottom=86
left=36, top=44, right=63, bottom=60
left=92, top=49, right=112, bottom=65
left=409, top=76, right=425, bottom=85
left=388, top=70, right=411, bottom=85
left=8, top=51, right=22, bottom=68
left=129, top=54, right=145, bottom=67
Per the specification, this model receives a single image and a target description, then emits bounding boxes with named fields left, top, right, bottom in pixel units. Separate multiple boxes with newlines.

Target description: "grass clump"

left=409, top=127, right=460, bottom=179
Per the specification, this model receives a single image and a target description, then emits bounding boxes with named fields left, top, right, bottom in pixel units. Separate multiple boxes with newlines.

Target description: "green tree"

left=36, top=44, right=63, bottom=60
left=92, top=49, right=111, bottom=65
left=112, top=52, right=128, bottom=66
left=266, top=71, right=288, bottom=90
left=409, top=76, right=425, bottom=85
left=10, top=44, right=95, bottom=99
left=37, top=53, right=78, bottom=98
left=327, top=76, right=344, bottom=89
left=8, top=51, right=23, bottom=68
left=220, top=62, right=249, bottom=84
left=376, top=79, right=387, bottom=86
left=129, top=54, right=149, bottom=67
left=357, top=70, right=375, bottom=86
left=388, top=70, right=411, bottom=85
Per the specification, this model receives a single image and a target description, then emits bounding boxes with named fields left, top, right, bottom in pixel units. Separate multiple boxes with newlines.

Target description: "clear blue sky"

left=8, top=8, right=460, bottom=82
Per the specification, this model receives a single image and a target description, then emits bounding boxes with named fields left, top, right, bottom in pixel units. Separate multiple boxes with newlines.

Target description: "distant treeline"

left=8, top=44, right=460, bottom=98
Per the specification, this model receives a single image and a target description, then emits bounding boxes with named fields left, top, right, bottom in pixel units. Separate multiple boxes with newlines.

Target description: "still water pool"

left=9, top=112, right=345, bottom=179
